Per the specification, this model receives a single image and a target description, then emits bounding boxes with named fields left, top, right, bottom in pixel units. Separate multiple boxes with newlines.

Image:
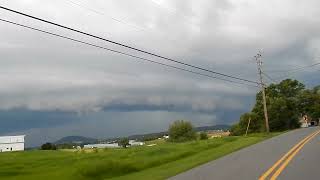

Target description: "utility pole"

left=245, top=117, right=251, bottom=136
left=255, top=52, right=270, bottom=133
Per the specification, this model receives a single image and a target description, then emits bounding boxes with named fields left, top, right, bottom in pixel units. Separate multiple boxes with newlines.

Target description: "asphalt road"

left=169, top=127, right=320, bottom=180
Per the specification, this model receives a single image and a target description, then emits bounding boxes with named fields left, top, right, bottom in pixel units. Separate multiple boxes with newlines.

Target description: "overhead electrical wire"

left=264, top=62, right=320, bottom=81
left=265, top=62, right=320, bottom=73
left=0, top=5, right=260, bottom=85
left=262, top=72, right=278, bottom=84
left=149, top=0, right=197, bottom=27
left=64, top=0, right=189, bottom=53
left=64, top=0, right=201, bottom=62
left=65, top=0, right=144, bottom=31
left=0, top=18, right=259, bottom=88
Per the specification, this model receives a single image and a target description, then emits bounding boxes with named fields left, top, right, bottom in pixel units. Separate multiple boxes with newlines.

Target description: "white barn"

left=0, top=135, right=25, bottom=152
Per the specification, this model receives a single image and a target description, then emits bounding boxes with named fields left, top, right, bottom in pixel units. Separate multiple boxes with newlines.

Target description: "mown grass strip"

left=0, top=132, right=281, bottom=180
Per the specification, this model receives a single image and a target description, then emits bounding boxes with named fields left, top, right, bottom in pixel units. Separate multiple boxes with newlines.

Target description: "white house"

left=300, top=115, right=310, bottom=128
left=129, top=140, right=145, bottom=146
left=163, top=135, right=170, bottom=139
left=0, top=135, right=25, bottom=152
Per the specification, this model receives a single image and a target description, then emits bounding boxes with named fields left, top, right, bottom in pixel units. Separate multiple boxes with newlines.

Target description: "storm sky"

left=0, top=0, right=319, bottom=147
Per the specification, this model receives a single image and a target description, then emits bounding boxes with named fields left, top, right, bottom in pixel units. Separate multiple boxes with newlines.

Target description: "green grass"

left=0, top=133, right=281, bottom=180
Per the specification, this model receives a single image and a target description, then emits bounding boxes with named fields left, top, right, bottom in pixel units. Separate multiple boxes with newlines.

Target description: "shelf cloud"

left=0, top=0, right=319, bottom=146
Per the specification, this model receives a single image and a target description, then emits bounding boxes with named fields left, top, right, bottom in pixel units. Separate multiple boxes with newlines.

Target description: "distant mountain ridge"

left=55, top=136, right=97, bottom=144
left=127, top=124, right=231, bottom=141
left=55, top=124, right=231, bottom=144
left=194, top=124, right=230, bottom=132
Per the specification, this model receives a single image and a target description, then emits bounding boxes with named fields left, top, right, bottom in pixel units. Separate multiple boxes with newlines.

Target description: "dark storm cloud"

left=0, top=109, right=78, bottom=134
left=0, top=0, right=320, bottom=146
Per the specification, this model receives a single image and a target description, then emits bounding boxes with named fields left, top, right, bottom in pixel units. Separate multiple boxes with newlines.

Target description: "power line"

left=0, top=5, right=259, bottom=85
left=0, top=18, right=258, bottom=88
left=65, top=0, right=186, bottom=46
left=65, top=0, right=144, bottom=31
left=266, top=64, right=320, bottom=82
left=149, top=0, right=196, bottom=26
left=262, top=72, right=278, bottom=84
left=262, top=60, right=320, bottom=82
left=267, top=73, right=297, bottom=82
left=265, top=62, right=320, bottom=73
left=64, top=0, right=189, bottom=53
left=261, top=75, right=273, bottom=85
left=0, top=18, right=259, bottom=88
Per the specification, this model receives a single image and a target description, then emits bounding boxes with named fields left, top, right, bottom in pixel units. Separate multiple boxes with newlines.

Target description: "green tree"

left=230, top=112, right=262, bottom=135
left=118, top=138, right=130, bottom=148
left=232, top=79, right=306, bottom=135
left=313, top=85, right=320, bottom=94
left=267, top=97, right=300, bottom=131
left=199, top=132, right=208, bottom=140
left=253, top=79, right=304, bottom=131
left=41, top=143, right=57, bottom=150
left=298, top=88, right=320, bottom=120
left=168, top=120, right=196, bottom=142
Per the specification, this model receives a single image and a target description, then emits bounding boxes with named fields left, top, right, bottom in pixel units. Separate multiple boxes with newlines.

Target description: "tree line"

left=231, top=79, right=320, bottom=135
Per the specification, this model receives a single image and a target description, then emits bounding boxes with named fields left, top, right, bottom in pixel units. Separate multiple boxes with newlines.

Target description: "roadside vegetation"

left=231, top=79, right=320, bottom=135
left=4, top=82, right=309, bottom=180
left=118, top=138, right=130, bottom=148
left=0, top=132, right=280, bottom=180
left=199, top=132, right=209, bottom=140
left=168, top=120, right=196, bottom=142
left=40, top=142, right=57, bottom=150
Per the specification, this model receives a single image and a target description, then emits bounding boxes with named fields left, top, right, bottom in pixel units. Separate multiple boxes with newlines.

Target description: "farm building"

left=84, top=140, right=145, bottom=149
left=84, top=143, right=119, bottom=149
left=129, top=140, right=145, bottom=146
left=0, top=135, right=25, bottom=152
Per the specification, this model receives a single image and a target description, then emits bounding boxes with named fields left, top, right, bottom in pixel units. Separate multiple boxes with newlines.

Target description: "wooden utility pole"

left=255, top=53, right=270, bottom=133
left=245, top=117, right=251, bottom=136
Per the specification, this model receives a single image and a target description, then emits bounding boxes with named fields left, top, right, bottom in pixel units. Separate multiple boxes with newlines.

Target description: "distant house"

left=300, top=115, right=319, bottom=127
left=0, top=135, right=25, bottom=152
left=163, top=135, right=169, bottom=139
left=300, top=115, right=310, bottom=128
left=129, top=140, right=145, bottom=146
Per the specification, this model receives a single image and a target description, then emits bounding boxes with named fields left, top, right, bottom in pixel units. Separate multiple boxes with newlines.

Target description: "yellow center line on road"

left=270, top=129, right=320, bottom=179
left=259, top=129, right=320, bottom=180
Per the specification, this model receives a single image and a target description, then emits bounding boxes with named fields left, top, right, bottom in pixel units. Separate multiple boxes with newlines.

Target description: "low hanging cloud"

left=0, top=64, right=251, bottom=113
left=0, top=0, right=319, bottom=117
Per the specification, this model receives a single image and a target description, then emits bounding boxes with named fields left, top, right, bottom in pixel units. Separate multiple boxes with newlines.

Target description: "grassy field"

left=0, top=133, right=281, bottom=180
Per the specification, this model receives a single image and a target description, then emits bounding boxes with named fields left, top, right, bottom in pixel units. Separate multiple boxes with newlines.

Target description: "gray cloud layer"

left=1, top=0, right=320, bottom=146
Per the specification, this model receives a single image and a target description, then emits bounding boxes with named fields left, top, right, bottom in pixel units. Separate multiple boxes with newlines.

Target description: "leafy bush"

left=199, top=132, right=208, bottom=140
left=118, top=138, right=130, bottom=148
left=168, top=120, right=196, bottom=142
left=40, top=143, right=57, bottom=150
left=230, top=112, right=262, bottom=136
left=230, top=124, right=243, bottom=136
